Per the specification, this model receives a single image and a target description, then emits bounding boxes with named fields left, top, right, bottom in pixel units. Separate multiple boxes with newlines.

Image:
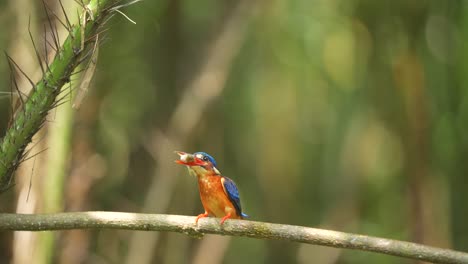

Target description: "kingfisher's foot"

left=195, top=212, right=209, bottom=225
left=220, top=213, right=232, bottom=225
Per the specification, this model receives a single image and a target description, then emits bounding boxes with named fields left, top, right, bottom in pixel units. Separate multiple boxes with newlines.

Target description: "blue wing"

left=221, top=177, right=248, bottom=218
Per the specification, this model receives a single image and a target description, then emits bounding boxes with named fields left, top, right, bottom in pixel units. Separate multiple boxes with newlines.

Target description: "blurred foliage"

left=0, top=0, right=467, bottom=263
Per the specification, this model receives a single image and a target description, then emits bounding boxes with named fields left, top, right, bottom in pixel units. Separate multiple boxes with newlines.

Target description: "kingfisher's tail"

left=241, top=213, right=249, bottom=218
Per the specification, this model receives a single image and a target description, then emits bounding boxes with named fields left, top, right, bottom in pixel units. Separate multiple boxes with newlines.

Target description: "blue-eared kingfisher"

left=175, top=151, right=248, bottom=224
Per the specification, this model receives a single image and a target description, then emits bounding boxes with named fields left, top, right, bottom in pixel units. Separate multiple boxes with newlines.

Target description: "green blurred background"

left=0, top=0, right=467, bottom=263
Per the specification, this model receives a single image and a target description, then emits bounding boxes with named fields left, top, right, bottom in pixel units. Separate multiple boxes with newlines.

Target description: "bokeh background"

left=0, top=0, right=467, bottom=263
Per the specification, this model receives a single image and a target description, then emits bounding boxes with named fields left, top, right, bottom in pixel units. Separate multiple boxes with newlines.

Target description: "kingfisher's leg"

left=195, top=211, right=209, bottom=224
left=220, top=213, right=232, bottom=225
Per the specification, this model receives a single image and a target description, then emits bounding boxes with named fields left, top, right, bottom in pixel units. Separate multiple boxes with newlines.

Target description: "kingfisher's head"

left=175, top=151, right=220, bottom=176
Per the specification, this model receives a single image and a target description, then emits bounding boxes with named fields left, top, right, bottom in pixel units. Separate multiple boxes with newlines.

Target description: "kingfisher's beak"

left=175, top=151, right=205, bottom=166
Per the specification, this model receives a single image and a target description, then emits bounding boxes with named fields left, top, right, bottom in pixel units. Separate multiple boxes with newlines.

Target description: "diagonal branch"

left=0, top=0, right=141, bottom=191
left=0, top=212, right=466, bottom=264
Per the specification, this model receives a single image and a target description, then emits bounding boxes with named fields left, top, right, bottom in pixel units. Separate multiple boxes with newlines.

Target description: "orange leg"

left=195, top=211, right=209, bottom=225
left=220, top=213, right=232, bottom=225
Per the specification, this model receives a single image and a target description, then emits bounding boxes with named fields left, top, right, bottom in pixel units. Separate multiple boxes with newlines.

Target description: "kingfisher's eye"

left=203, top=156, right=209, bottom=162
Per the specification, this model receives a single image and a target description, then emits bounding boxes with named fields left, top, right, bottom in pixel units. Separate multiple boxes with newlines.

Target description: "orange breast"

left=197, top=175, right=240, bottom=219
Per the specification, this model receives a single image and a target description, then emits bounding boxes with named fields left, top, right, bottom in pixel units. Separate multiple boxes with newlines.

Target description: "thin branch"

left=42, top=1, right=60, bottom=52
left=28, top=16, right=45, bottom=76
left=0, top=212, right=465, bottom=264
left=5, top=53, right=36, bottom=90
left=58, top=0, right=72, bottom=31
left=43, top=25, right=50, bottom=71
left=42, top=0, right=69, bottom=32
left=6, top=57, right=26, bottom=108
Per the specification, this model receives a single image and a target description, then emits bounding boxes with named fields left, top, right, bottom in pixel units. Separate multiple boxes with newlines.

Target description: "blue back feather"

left=222, top=177, right=248, bottom=218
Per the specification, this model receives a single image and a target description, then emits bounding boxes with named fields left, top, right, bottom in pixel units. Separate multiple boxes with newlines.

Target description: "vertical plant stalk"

left=0, top=0, right=133, bottom=191
left=39, top=70, right=76, bottom=264
left=38, top=98, right=74, bottom=264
